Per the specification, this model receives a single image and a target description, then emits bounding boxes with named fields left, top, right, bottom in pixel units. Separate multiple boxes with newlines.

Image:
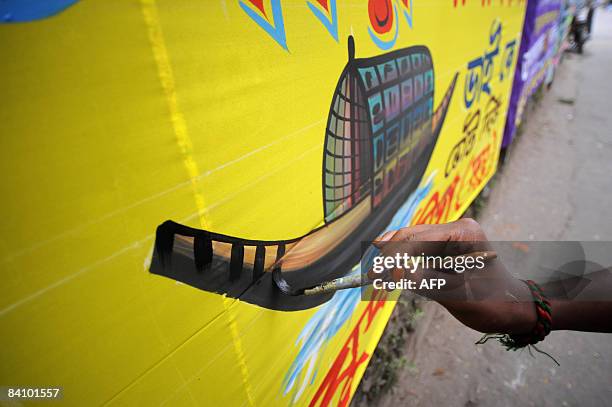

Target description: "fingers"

left=396, top=218, right=487, bottom=243
left=367, top=218, right=493, bottom=297
left=373, top=218, right=491, bottom=258
left=374, top=218, right=487, bottom=245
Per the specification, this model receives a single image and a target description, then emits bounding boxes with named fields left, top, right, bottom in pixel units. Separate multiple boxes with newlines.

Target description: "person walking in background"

left=587, top=0, right=595, bottom=34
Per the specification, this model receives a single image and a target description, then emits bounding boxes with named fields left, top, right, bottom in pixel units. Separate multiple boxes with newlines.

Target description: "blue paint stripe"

left=239, top=0, right=288, bottom=50
left=307, top=0, right=339, bottom=42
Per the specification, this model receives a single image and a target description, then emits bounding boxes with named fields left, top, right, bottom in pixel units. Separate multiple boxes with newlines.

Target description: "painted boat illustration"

left=150, top=37, right=458, bottom=311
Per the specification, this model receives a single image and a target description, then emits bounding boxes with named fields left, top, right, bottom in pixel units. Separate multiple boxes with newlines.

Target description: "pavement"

left=375, top=8, right=612, bottom=407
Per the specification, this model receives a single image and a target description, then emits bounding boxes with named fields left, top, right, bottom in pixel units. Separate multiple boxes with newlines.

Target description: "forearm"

left=543, top=269, right=612, bottom=332
left=550, top=299, right=612, bottom=332
left=442, top=273, right=612, bottom=335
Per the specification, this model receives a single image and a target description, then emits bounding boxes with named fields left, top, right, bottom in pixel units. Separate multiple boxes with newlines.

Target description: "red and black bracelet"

left=476, top=279, right=558, bottom=364
left=506, top=279, right=553, bottom=348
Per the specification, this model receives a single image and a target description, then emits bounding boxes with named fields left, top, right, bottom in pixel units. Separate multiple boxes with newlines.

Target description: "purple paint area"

left=503, top=0, right=563, bottom=148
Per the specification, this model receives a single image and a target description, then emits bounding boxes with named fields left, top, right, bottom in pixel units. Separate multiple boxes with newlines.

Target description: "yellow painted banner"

left=0, top=1, right=525, bottom=406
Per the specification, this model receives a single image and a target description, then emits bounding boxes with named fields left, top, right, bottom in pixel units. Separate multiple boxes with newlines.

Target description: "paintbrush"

left=302, top=250, right=497, bottom=296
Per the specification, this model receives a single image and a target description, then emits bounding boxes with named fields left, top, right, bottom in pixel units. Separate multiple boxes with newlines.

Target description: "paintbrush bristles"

left=303, top=274, right=365, bottom=295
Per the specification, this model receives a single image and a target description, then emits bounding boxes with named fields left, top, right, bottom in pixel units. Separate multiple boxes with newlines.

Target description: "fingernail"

left=376, top=230, right=396, bottom=242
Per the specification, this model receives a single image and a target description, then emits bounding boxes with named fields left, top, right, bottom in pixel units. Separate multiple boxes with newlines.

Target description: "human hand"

left=371, top=218, right=537, bottom=335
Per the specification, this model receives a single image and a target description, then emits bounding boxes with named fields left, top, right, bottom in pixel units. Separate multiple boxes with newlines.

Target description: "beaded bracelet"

left=476, top=279, right=558, bottom=365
